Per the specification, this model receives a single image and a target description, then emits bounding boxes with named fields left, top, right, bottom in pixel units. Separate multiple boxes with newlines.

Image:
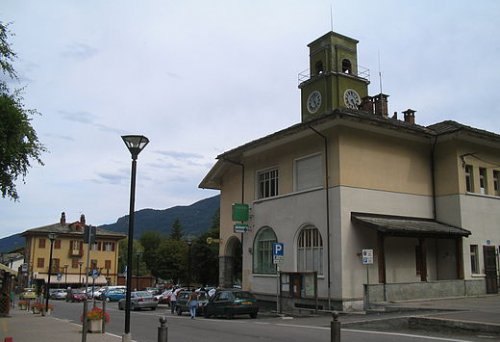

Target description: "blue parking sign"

left=273, top=243, right=284, bottom=256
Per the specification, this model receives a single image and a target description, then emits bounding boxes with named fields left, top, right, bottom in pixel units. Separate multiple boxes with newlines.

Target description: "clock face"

left=307, top=90, right=322, bottom=114
left=343, top=89, right=361, bottom=109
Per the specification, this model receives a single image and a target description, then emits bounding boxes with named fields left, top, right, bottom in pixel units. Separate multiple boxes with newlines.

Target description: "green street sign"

left=232, top=203, right=249, bottom=222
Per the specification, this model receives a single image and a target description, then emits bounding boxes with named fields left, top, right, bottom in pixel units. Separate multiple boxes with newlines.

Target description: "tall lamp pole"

left=187, top=238, right=192, bottom=289
left=45, top=232, right=57, bottom=313
left=78, top=261, right=83, bottom=286
left=121, top=135, right=149, bottom=342
left=136, top=252, right=142, bottom=291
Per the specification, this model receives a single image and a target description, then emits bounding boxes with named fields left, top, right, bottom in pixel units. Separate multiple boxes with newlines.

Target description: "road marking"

left=343, top=328, right=475, bottom=342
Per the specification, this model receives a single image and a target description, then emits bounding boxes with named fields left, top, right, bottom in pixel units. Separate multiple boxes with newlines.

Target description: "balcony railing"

left=298, top=65, right=370, bottom=84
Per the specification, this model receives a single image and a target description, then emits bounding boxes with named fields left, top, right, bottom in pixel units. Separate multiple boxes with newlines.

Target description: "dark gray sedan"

left=118, top=291, right=158, bottom=311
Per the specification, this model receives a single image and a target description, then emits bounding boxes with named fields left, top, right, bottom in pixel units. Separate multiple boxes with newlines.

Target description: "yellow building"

left=200, top=32, right=500, bottom=311
left=21, top=212, right=126, bottom=288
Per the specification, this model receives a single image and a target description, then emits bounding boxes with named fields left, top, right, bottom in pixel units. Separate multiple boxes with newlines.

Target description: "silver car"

left=118, top=291, right=158, bottom=311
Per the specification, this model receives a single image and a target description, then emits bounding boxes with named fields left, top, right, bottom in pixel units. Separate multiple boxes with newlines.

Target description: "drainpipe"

left=309, top=126, right=332, bottom=310
left=431, top=136, right=437, bottom=220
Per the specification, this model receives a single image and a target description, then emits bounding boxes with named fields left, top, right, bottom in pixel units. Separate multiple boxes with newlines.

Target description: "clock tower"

left=299, top=32, right=370, bottom=122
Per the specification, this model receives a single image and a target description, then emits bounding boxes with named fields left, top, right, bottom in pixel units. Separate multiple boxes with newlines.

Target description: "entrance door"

left=483, top=246, right=498, bottom=294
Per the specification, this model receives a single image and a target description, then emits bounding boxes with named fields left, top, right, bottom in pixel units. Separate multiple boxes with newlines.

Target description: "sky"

left=1, top=1, right=499, bottom=239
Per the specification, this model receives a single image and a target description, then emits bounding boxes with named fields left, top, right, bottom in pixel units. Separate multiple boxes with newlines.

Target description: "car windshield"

left=234, top=291, right=254, bottom=300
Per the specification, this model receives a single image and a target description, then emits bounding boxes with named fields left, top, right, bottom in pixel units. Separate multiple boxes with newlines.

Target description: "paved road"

left=43, top=300, right=497, bottom=342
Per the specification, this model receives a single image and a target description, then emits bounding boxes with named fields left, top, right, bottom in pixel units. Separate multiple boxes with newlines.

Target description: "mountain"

left=0, top=195, right=220, bottom=253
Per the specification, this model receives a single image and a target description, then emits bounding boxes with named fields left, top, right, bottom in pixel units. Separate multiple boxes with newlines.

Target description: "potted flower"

left=18, top=300, right=28, bottom=310
left=31, top=302, right=53, bottom=314
left=82, top=306, right=110, bottom=333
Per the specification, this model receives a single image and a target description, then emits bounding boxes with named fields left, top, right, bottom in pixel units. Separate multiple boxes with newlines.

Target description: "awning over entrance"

left=0, top=263, right=17, bottom=276
left=351, top=212, right=471, bottom=238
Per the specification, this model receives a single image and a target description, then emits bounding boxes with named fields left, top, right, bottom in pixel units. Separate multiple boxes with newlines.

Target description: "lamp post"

left=121, top=135, right=149, bottom=342
left=78, top=261, right=83, bottom=286
left=45, top=232, right=57, bottom=313
left=64, top=265, right=68, bottom=284
left=187, top=238, right=192, bottom=289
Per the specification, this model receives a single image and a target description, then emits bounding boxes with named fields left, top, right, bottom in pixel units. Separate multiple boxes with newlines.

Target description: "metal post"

left=82, top=298, right=88, bottom=342
left=124, top=157, right=138, bottom=341
left=102, top=299, right=106, bottom=333
left=331, top=311, right=340, bottom=342
left=158, top=316, right=168, bottom=342
left=45, top=234, right=56, bottom=313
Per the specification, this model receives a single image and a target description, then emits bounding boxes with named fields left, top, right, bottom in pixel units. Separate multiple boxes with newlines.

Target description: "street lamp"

left=187, top=238, right=192, bottom=289
left=121, top=135, right=149, bottom=342
left=45, top=232, right=57, bottom=313
left=78, top=261, right=83, bottom=286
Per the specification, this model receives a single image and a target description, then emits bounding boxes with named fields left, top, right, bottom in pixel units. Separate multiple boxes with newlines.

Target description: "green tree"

left=139, top=231, right=164, bottom=281
left=0, top=22, right=46, bottom=200
left=156, top=239, right=187, bottom=283
left=191, top=209, right=220, bottom=286
left=169, top=218, right=183, bottom=240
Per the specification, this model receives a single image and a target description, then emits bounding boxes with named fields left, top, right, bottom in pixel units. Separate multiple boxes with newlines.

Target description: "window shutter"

left=111, top=242, right=115, bottom=251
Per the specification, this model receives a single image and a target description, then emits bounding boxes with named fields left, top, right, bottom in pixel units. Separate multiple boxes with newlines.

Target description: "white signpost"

left=272, top=243, right=284, bottom=314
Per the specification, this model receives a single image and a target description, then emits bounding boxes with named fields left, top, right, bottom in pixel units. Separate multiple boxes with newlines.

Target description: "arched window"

left=315, top=61, right=324, bottom=75
left=253, top=227, right=277, bottom=274
left=297, top=226, right=323, bottom=275
left=342, top=59, right=352, bottom=74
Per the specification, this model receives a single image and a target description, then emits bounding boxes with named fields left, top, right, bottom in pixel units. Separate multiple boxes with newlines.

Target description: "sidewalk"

left=0, top=308, right=122, bottom=342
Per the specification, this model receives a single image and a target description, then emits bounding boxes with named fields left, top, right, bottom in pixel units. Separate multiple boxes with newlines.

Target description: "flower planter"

left=87, top=319, right=103, bottom=333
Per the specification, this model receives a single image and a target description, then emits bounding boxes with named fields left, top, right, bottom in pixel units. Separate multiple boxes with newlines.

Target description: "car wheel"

left=250, top=313, right=257, bottom=319
left=119, top=303, right=124, bottom=310
left=176, top=307, right=182, bottom=316
left=225, top=309, right=234, bottom=319
left=130, top=303, right=135, bottom=311
left=151, top=306, right=156, bottom=311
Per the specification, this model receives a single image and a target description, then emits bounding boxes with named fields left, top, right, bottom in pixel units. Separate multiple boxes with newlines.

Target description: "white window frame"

left=479, top=167, right=487, bottom=194
left=470, top=244, right=479, bottom=274
left=253, top=227, right=277, bottom=274
left=465, top=165, right=473, bottom=192
left=256, top=167, right=279, bottom=199
left=297, top=226, right=323, bottom=275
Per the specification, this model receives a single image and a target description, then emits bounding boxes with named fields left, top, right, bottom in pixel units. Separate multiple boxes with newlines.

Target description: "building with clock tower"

left=299, top=32, right=370, bottom=122
left=200, top=31, right=500, bottom=312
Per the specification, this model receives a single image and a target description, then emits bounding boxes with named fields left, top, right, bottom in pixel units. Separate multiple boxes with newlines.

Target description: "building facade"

left=21, top=212, right=126, bottom=288
left=200, top=32, right=500, bottom=311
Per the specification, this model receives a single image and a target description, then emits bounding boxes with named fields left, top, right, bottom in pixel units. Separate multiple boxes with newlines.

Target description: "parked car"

left=20, top=288, right=37, bottom=300
left=145, top=287, right=160, bottom=295
left=97, top=286, right=126, bottom=300
left=50, top=289, right=67, bottom=300
left=175, top=291, right=209, bottom=316
left=104, top=289, right=126, bottom=302
left=155, top=289, right=173, bottom=304
left=118, top=291, right=158, bottom=311
left=203, top=289, right=259, bottom=319
left=69, top=288, right=87, bottom=302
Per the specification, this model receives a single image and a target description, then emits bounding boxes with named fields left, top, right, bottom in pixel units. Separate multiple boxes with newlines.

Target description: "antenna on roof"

left=378, top=50, right=383, bottom=94
left=330, top=2, right=334, bottom=31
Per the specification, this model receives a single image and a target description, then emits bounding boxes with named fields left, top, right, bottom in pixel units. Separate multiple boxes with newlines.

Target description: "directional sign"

left=234, top=223, right=249, bottom=233
left=273, top=243, right=284, bottom=256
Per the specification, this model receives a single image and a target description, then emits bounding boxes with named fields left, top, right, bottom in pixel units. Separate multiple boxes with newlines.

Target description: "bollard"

left=331, top=311, right=340, bottom=342
left=158, top=316, right=168, bottom=342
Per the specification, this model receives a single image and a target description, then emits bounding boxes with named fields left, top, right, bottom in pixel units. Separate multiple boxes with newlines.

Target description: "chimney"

left=80, top=214, right=86, bottom=225
left=403, top=109, right=416, bottom=124
left=60, top=212, right=66, bottom=225
left=360, top=96, right=374, bottom=113
left=374, top=93, right=389, bottom=117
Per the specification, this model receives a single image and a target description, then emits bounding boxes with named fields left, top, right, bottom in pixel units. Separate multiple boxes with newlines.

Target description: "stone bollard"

left=158, top=316, right=168, bottom=342
left=331, top=311, right=340, bottom=342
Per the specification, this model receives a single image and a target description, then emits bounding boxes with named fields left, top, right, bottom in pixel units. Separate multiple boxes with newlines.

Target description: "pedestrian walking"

left=188, top=289, right=198, bottom=319
left=170, top=290, right=177, bottom=314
